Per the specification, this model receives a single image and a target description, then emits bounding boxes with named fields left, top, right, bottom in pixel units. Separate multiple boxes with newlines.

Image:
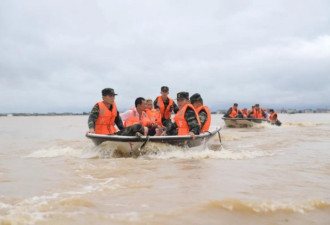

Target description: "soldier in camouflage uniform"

left=190, top=93, right=211, bottom=132
left=224, top=103, right=242, bottom=118
left=162, top=92, right=200, bottom=139
left=87, top=88, right=144, bottom=136
left=190, top=93, right=207, bottom=130
left=247, top=103, right=267, bottom=119
left=153, top=86, right=179, bottom=126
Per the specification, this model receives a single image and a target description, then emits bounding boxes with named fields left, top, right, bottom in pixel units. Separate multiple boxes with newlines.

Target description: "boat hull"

left=86, top=127, right=221, bottom=153
left=222, top=117, right=268, bottom=128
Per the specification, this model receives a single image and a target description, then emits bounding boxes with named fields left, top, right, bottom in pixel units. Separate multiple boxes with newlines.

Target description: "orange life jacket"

left=240, top=109, right=248, bottom=118
left=145, top=108, right=162, bottom=126
left=229, top=106, right=238, bottom=118
left=174, top=104, right=201, bottom=135
left=251, top=107, right=264, bottom=119
left=95, top=101, right=117, bottom=134
left=269, top=112, right=278, bottom=122
left=195, top=105, right=211, bottom=132
left=124, top=108, right=151, bottom=127
left=156, top=96, right=174, bottom=120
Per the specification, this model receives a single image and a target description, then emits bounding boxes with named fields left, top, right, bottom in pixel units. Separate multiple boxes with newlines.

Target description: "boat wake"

left=25, top=141, right=275, bottom=160
left=26, top=146, right=91, bottom=158
left=140, top=146, right=276, bottom=160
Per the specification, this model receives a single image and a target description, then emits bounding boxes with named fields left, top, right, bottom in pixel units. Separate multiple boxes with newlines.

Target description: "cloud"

left=0, top=0, right=330, bottom=113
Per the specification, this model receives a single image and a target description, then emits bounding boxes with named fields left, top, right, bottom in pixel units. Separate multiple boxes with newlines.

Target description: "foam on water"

left=140, top=146, right=275, bottom=160
left=26, top=146, right=86, bottom=158
left=25, top=139, right=276, bottom=161
left=0, top=202, right=11, bottom=210
left=25, top=144, right=116, bottom=159
left=92, top=139, right=276, bottom=160
left=201, top=198, right=330, bottom=213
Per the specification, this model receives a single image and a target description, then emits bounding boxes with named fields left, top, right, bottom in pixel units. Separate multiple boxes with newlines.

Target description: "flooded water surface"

left=0, top=114, right=330, bottom=224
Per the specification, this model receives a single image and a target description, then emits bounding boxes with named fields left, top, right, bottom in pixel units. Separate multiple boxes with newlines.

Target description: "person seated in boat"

left=153, top=86, right=179, bottom=126
left=121, top=97, right=162, bottom=136
left=268, top=109, right=282, bottom=126
left=162, top=92, right=201, bottom=139
left=87, top=88, right=144, bottom=136
left=145, top=99, right=162, bottom=126
left=224, top=103, right=242, bottom=118
left=240, top=108, right=248, bottom=118
left=248, top=105, right=255, bottom=114
left=248, top=104, right=267, bottom=119
left=190, top=93, right=211, bottom=133
left=264, top=109, right=269, bottom=118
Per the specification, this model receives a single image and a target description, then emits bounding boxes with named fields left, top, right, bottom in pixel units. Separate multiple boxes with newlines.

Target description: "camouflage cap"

left=161, top=86, right=169, bottom=92
left=233, top=103, right=238, bottom=106
left=102, top=88, right=117, bottom=96
left=176, top=91, right=189, bottom=100
left=255, top=103, right=259, bottom=107
left=190, top=93, right=203, bottom=104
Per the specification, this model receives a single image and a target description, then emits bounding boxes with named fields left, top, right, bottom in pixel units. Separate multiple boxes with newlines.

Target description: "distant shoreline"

left=1, top=109, right=330, bottom=117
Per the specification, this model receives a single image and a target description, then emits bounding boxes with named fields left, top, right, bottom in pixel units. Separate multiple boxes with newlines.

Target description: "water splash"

left=25, top=140, right=275, bottom=160
left=26, top=142, right=120, bottom=159
left=26, top=147, right=86, bottom=158
left=140, top=144, right=274, bottom=160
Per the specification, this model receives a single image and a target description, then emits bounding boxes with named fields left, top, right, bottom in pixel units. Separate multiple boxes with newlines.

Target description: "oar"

left=217, top=128, right=222, bottom=144
left=139, top=135, right=150, bottom=150
left=131, top=134, right=150, bottom=157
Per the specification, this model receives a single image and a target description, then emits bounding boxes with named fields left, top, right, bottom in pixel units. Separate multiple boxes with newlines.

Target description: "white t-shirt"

left=120, top=109, right=134, bottom=122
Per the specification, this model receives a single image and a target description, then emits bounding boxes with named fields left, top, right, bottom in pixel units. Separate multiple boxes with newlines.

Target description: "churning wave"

left=200, top=198, right=330, bottom=213
left=25, top=146, right=102, bottom=159
left=26, top=141, right=275, bottom=160
left=140, top=145, right=275, bottom=160
left=0, top=176, right=116, bottom=224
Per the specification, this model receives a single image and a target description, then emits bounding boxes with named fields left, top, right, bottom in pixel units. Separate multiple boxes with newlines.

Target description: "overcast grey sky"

left=1, top=0, right=329, bottom=113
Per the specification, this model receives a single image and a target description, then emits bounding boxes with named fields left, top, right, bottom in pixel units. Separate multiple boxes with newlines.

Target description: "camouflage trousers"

left=115, top=124, right=144, bottom=136
left=164, top=121, right=178, bottom=135
left=167, top=129, right=178, bottom=135
left=162, top=118, right=172, bottom=126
